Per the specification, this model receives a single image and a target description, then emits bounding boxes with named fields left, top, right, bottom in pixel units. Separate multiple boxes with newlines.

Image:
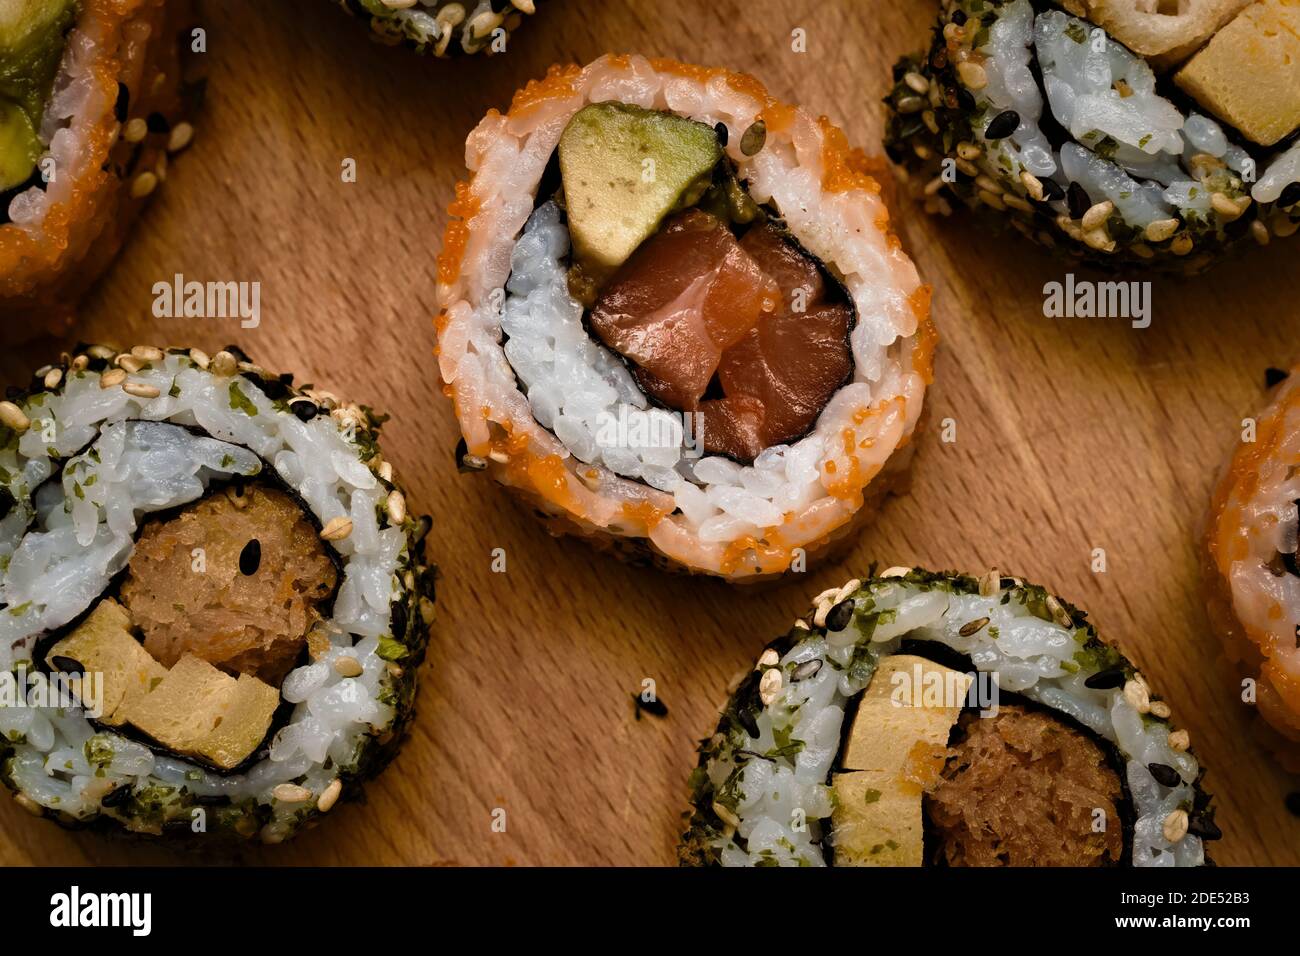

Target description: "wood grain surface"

left=1, top=0, right=1297, bottom=866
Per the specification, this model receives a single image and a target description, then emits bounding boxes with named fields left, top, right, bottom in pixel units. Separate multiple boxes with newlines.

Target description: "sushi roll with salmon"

left=332, top=0, right=538, bottom=57
left=884, top=0, right=1300, bottom=272
left=1205, top=365, right=1300, bottom=771
left=679, top=569, right=1219, bottom=866
left=1, top=0, right=200, bottom=336
left=436, top=56, right=934, bottom=581
left=0, top=345, right=436, bottom=842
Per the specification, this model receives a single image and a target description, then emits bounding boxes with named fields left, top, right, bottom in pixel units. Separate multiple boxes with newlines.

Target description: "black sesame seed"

left=792, top=659, right=823, bottom=681
left=1067, top=181, right=1091, bottom=220
left=1147, top=762, right=1182, bottom=787
left=239, top=539, right=261, bottom=576
left=390, top=598, right=408, bottom=638
left=100, top=785, right=133, bottom=808
left=1279, top=181, right=1300, bottom=209
left=291, top=400, right=318, bottom=422
left=1040, top=177, right=1066, bottom=202
left=737, top=705, right=760, bottom=738
left=1282, top=549, right=1300, bottom=578
left=1266, top=367, right=1289, bottom=388
left=1187, top=814, right=1222, bottom=840
left=825, top=598, right=855, bottom=632
left=1286, top=791, right=1300, bottom=817
left=983, top=109, right=1020, bottom=140
left=951, top=8, right=967, bottom=24
left=714, top=122, right=728, bottom=147
left=740, top=120, right=767, bottom=157
left=632, top=692, right=668, bottom=720
left=1084, top=666, right=1126, bottom=690
left=50, top=655, right=83, bottom=675
left=146, top=111, right=170, bottom=134
left=954, top=86, right=976, bottom=111
left=114, top=83, right=129, bottom=123
left=0, top=486, right=14, bottom=521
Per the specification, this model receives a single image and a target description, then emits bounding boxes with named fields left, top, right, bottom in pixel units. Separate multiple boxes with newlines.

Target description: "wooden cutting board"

left=1, top=0, right=1296, bottom=866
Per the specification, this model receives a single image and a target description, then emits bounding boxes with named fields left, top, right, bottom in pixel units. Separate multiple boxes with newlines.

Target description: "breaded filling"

left=925, top=705, right=1124, bottom=866
left=121, top=483, right=336, bottom=685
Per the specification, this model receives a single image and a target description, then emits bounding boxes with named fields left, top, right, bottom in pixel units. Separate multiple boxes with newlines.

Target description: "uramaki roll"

left=1205, top=365, right=1300, bottom=770
left=436, top=55, right=934, bottom=581
left=0, top=345, right=435, bottom=842
left=885, top=0, right=1300, bottom=273
left=680, top=569, right=1217, bottom=867
left=331, top=0, right=538, bottom=57
left=1, top=0, right=199, bottom=337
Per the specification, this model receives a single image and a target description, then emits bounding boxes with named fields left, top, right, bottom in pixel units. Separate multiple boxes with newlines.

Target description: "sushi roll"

left=1205, top=365, right=1300, bottom=771
left=331, top=0, right=538, bottom=57
left=884, top=0, right=1300, bottom=272
left=679, top=569, right=1218, bottom=866
left=436, top=56, right=934, bottom=581
left=0, top=0, right=199, bottom=336
left=0, top=345, right=436, bottom=842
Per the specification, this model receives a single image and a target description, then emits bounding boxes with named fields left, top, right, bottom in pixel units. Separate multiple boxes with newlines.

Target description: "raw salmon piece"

left=718, top=301, right=853, bottom=447
left=588, top=209, right=778, bottom=409
left=699, top=394, right=767, bottom=462
left=718, top=223, right=854, bottom=448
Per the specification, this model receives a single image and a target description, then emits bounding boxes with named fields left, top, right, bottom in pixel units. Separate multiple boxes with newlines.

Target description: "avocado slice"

left=0, top=0, right=78, bottom=191
left=558, top=102, right=722, bottom=278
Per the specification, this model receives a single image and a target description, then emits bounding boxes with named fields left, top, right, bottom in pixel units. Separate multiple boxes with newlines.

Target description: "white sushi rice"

left=973, top=2, right=1253, bottom=228
left=0, top=353, right=411, bottom=841
left=438, top=55, right=928, bottom=576
left=704, top=577, right=1205, bottom=868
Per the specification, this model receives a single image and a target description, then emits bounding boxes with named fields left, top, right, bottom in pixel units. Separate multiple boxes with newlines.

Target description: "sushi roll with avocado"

left=1, top=0, right=201, bottom=335
left=332, top=0, right=538, bottom=57
left=1205, top=365, right=1300, bottom=771
left=885, top=0, right=1300, bottom=273
left=680, top=569, right=1218, bottom=866
left=0, top=345, right=436, bottom=842
left=436, top=56, right=934, bottom=582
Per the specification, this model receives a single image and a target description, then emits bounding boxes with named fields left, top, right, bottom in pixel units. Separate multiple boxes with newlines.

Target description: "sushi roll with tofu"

left=1205, top=365, right=1300, bottom=771
left=331, top=1, right=538, bottom=57
left=0, top=345, right=436, bottom=842
left=885, top=0, right=1300, bottom=272
left=1, top=0, right=200, bottom=335
left=436, top=56, right=934, bottom=581
left=679, top=569, right=1219, bottom=866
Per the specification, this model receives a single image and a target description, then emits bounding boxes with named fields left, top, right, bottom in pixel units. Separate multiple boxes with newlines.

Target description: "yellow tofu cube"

left=832, top=770, right=924, bottom=867
left=46, top=599, right=166, bottom=723
left=1176, top=0, right=1300, bottom=145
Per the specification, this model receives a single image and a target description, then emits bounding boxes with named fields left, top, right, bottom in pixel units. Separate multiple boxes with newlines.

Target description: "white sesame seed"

left=99, top=368, right=127, bottom=389
left=955, top=61, right=987, bottom=90
left=123, top=118, right=147, bottom=143
left=904, top=71, right=930, bottom=94
left=1162, top=808, right=1188, bottom=843
left=167, top=122, right=194, bottom=153
left=210, top=350, right=238, bottom=377
left=122, top=382, right=161, bottom=399
left=333, top=657, right=363, bottom=678
left=1144, top=218, right=1180, bottom=243
left=320, top=516, right=353, bottom=541
left=131, top=171, right=158, bottom=199
left=386, top=489, right=406, bottom=525
left=272, top=783, right=313, bottom=803
left=1167, top=729, right=1190, bottom=752
left=0, top=401, right=30, bottom=433
left=1081, top=200, right=1114, bottom=231
left=317, top=779, right=343, bottom=813
left=756, top=649, right=780, bottom=670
